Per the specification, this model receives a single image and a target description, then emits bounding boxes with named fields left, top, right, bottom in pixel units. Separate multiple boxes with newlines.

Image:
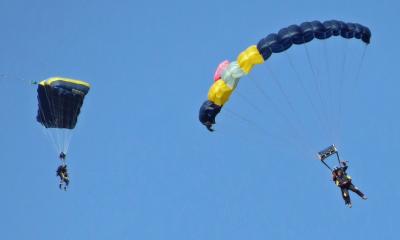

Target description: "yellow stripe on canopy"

left=40, top=77, right=91, bottom=88
left=207, top=79, right=233, bottom=106
left=237, top=45, right=264, bottom=74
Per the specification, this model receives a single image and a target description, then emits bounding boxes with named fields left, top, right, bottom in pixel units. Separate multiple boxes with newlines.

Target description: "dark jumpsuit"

left=333, top=166, right=365, bottom=205
left=56, top=165, right=69, bottom=189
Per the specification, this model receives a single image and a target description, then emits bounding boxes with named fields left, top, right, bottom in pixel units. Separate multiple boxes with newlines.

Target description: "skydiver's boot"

left=362, top=196, right=368, bottom=200
left=346, top=203, right=352, bottom=208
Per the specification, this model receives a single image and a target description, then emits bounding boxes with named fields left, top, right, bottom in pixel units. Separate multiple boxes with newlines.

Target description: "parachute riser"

left=318, top=144, right=341, bottom=171
left=336, top=152, right=341, bottom=165
left=321, top=160, right=332, bottom=171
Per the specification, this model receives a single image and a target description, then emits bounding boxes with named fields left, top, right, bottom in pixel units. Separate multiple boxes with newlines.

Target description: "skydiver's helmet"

left=335, top=167, right=344, bottom=176
left=333, top=167, right=340, bottom=174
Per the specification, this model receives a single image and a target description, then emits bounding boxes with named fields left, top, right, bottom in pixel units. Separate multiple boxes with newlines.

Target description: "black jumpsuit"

left=56, top=165, right=69, bottom=189
left=333, top=166, right=365, bottom=205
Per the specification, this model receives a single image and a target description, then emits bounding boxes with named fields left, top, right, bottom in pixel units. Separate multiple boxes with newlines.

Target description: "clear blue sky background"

left=0, top=0, right=399, bottom=239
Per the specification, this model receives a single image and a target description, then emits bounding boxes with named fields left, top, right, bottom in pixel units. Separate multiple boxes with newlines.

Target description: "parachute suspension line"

left=322, top=41, right=340, bottom=144
left=234, top=90, right=264, bottom=114
left=303, top=44, right=335, bottom=141
left=339, top=40, right=349, bottom=94
left=64, top=130, right=74, bottom=154
left=322, top=41, right=332, bottom=109
left=247, top=75, right=314, bottom=153
left=56, top=92, right=64, bottom=153
left=213, top=124, right=253, bottom=149
left=34, top=80, right=59, bottom=154
left=65, top=92, right=85, bottom=154
left=223, top=107, right=298, bottom=146
left=41, top=127, right=59, bottom=155
left=59, top=92, right=69, bottom=154
left=249, top=75, right=294, bottom=127
left=223, top=107, right=273, bottom=136
left=41, top=85, right=62, bottom=154
left=352, top=45, right=368, bottom=90
left=336, top=40, right=349, bottom=143
left=50, top=87, right=64, bottom=153
left=304, top=44, right=326, bottom=102
left=38, top=110, right=58, bottom=154
left=265, top=65, right=298, bottom=116
left=263, top=64, right=315, bottom=152
left=64, top=101, right=81, bottom=154
left=57, top=93, right=67, bottom=154
left=249, top=75, right=300, bottom=138
left=284, top=51, right=330, bottom=140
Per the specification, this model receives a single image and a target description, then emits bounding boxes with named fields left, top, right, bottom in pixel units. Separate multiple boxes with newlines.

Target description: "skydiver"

left=59, top=152, right=66, bottom=161
left=332, top=161, right=367, bottom=208
left=56, top=164, right=69, bottom=191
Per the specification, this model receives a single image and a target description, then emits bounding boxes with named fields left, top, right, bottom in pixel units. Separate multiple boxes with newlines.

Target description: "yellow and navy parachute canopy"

left=36, top=77, right=90, bottom=129
left=199, top=20, right=371, bottom=131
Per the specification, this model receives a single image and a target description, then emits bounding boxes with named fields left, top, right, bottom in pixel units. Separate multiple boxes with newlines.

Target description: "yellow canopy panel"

left=207, top=79, right=233, bottom=106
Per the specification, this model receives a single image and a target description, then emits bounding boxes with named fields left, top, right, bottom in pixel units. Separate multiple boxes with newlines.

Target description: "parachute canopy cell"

left=36, top=77, right=90, bottom=129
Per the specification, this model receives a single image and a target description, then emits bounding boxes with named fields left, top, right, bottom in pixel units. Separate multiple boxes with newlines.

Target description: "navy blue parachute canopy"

left=36, top=77, right=90, bottom=129
left=257, top=20, right=371, bottom=60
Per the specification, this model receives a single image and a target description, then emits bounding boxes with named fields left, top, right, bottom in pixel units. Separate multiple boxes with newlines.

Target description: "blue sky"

left=0, top=0, right=399, bottom=239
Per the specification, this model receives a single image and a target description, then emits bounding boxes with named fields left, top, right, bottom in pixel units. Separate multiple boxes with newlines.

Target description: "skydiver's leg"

left=341, top=187, right=351, bottom=205
left=348, top=184, right=366, bottom=199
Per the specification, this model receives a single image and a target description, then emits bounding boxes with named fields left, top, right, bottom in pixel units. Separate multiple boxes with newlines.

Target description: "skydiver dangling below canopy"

left=318, top=145, right=367, bottom=208
left=56, top=164, right=69, bottom=191
left=332, top=161, right=367, bottom=208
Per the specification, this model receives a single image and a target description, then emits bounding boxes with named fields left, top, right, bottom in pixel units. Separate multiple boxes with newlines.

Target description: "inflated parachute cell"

left=37, top=77, right=90, bottom=129
left=257, top=20, right=371, bottom=60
